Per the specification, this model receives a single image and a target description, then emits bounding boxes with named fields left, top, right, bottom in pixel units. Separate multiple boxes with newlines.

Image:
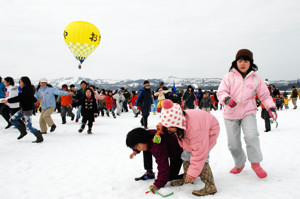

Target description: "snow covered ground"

left=0, top=105, right=299, bottom=199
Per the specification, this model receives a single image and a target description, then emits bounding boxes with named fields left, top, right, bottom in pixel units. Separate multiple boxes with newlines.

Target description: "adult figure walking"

left=35, top=78, right=72, bottom=134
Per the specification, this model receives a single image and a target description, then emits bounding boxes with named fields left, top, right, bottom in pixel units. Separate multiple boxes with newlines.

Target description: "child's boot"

left=192, top=163, right=217, bottom=196
left=230, top=164, right=245, bottom=174
left=171, top=161, right=190, bottom=186
left=16, top=123, right=27, bottom=140
left=135, top=170, right=155, bottom=181
left=251, top=163, right=267, bottom=178
left=62, top=117, right=66, bottom=124
left=32, top=131, right=44, bottom=143
left=78, top=123, right=86, bottom=133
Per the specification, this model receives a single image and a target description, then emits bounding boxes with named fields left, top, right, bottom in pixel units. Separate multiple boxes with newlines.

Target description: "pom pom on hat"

left=161, top=99, right=186, bottom=130
left=162, top=99, right=174, bottom=109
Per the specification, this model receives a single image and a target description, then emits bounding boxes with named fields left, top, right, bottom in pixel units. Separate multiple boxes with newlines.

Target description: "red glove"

left=225, top=97, right=237, bottom=108
left=268, top=108, right=277, bottom=119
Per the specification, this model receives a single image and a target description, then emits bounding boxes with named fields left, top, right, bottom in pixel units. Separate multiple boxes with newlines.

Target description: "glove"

left=94, top=113, right=98, bottom=118
left=225, top=97, right=237, bottom=108
left=268, top=108, right=277, bottom=119
left=151, top=104, right=155, bottom=108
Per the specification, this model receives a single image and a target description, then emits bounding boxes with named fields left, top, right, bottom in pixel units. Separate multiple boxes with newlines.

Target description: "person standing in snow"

left=182, top=85, right=197, bottom=110
left=135, top=80, right=153, bottom=129
left=35, top=78, right=72, bottom=134
left=4, top=76, right=43, bottom=143
left=217, top=49, right=277, bottom=179
left=160, top=99, right=220, bottom=196
left=290, top=86, right=300, bottom=109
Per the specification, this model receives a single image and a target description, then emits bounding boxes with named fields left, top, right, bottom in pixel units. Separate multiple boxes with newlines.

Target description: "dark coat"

left=135, top=88, right=152, bottom=116
left=147, top=130, right=183, bottom=189
left=75, top=97, right=98, bottom=122
left=182, top=91, right=196, bottom=109
left=199, top=97, right=212, bottom=108
left=8, top=86, right=37, bottom=111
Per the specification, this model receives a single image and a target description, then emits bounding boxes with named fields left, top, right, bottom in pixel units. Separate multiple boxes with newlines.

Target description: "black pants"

left=61, top=106, right=74, bottom=121
left=1, top=105, right=20, bottom=124
left=82, top=117, right=93, bottom=130
left=261, top=109, right=270, bottom=131
left=140, top=115, right=149, bottom=128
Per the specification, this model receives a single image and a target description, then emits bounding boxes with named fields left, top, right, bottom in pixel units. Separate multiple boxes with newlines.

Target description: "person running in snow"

left=290, top=86, right=300, bottom=109
left=105, top=90, right=116, bottom=118
left=135, top=80, right=153, bottom=129
left=126, top=126, right=182, bottom=191
left=35, top=78, right=72, bottom=134
left=74, top=81, right=87, bottom=122
left=98, top=89, right=106, bottom=117
left=74, top=88, right=98, bottom=134
left=217, top=49, right=277, bottom=179
left=113, top=88, right=125, bottom=116
left=3, top=76, right=44, bottom=143
left=159, top=99, right=219, bottom=196
left=57, top=84, right=75, bottom=124
left=0, top=77, right=21, bottom=129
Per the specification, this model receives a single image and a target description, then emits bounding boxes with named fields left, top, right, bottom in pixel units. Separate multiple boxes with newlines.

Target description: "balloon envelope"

left=64, top=21, right=101, bottom=64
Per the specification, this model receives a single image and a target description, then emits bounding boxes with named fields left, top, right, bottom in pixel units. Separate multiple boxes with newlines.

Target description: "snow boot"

left=230, top=165, right=245, bottom=174
left=16, top=123, right=27, bottom=140
left=192, top=163, right=217, bottom=196
left=32, top=131, right=44, bottom=143
left=251, top=163, right=267, bottom=178
left=171, top=161, right=190, bottom=186
left=135, top=170, right=155, bottom=181
left=87, top=129, right=92, bottom=134
left=50, top=124, right=56, bottom=132
left=5, top=123, right=12, bottom=129
left=78, top=123, right=86, bottom=133
left=62, top=117, right=66, bottom=124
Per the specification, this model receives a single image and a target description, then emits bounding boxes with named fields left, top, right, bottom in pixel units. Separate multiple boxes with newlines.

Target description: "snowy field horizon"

left=0, top=104, right=299, bottom=199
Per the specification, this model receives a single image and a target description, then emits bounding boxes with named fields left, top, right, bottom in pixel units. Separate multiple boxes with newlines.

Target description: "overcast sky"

left=1, top=0, right=300, bottom=81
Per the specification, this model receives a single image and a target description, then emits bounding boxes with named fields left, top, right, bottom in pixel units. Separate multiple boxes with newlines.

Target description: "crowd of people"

left=1, top=49, right=300, bottom=196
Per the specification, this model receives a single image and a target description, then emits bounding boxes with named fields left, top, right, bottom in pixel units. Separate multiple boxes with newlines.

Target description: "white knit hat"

left=161, top=99, right=186, bottom=130
left=39, top=77, right=48, bottom=83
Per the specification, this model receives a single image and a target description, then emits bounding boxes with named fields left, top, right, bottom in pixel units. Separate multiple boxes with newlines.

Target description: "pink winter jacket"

left=177, top=109, right=220, bottom=179
left=217, top=69, right=275, bottom=120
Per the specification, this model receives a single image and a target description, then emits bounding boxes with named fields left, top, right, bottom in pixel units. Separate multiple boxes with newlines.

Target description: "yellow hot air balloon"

left=64, top=21, right=101, bottom=69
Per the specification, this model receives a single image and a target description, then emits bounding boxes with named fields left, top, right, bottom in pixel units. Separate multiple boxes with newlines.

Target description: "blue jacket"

left=0, top=82, right=5, bottom=98
left=35, top=86, right=69, bottom=109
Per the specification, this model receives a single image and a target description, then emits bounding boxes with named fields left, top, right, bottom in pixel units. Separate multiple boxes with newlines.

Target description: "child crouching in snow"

left=160, top=99, right=220, bottom=196
left=73, top=88, right=98, bottom=134
left=126, top=126, right=183, bottom=191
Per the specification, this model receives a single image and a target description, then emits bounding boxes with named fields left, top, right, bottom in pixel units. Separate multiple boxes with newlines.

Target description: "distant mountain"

left=32, top=76, right=300, bottom=91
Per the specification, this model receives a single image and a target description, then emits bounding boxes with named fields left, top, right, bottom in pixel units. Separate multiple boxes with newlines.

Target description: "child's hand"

left=184, top=175, right=195, bottom=183
left=149, top=185, right=158, bottom=191
left=129, top=151, right=137, bottom=159
left=1, top=99, right=8, bottom=104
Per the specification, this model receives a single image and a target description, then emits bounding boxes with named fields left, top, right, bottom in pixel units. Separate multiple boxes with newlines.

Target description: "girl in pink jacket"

left=217, top=49, right=277, bottom=179
left=160, top=99, right=220, bottom=196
